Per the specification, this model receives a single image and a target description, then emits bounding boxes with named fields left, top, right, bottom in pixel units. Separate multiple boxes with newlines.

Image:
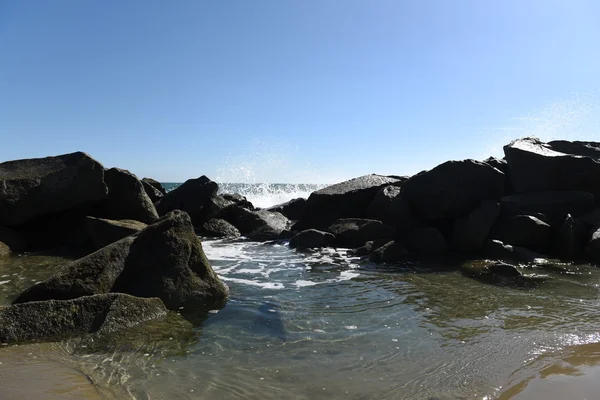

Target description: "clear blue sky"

left=1, top=1, right=599, bottom=183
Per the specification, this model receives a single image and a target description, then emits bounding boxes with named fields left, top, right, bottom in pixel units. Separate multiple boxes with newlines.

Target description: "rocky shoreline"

left=1, top=136, right=600, bottom=344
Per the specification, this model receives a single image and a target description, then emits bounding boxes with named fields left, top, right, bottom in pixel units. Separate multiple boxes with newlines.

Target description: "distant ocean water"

left=162, top=182, right=327, bottom=208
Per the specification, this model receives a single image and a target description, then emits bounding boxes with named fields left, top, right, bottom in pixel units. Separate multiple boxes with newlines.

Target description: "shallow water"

left=2, top=241, right=600, bottom=399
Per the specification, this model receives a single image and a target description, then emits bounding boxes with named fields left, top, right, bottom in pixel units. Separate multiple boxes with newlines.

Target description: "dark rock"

left=585, top=227, right=600, bottom=263
left=452, top=200, right=500, bottom=252
left=370, top=241, right=409, bottom=263
left=141, top=179, right=164, bottom=203
left=405, top=227, right=448, bottom=255
left=501, top=191, right=595, bottom=226
left=551, top=215, right=587, bottom=260
left=293, top=174, right=400, bottom=230
left=504, top=137, right=600, bottom=198
left=199, top=195, right=236, bottom=224
left=579, top=208, right=600, bottom=229
left=327, top=218, right=396, bottom=248
left=490, top=215, right=551, bottom=252
left=401, top=160, right=504, bottom=220
left=155, top=176, right=218, bottom=226
left=289, top=229, right=335, bottom=249
left=198, top=218, right=241, bottom=238
left=0, top=152, right=107, bottom=226
left=0, top=293, right=167, bottom=344
left=0, top=226, right=26, bottom=256
left=222, top=193, right=254, bottom=209
left=349, top=239, right=390, bottom=256
left=366, top=185, right=418, bottom=233
left=483, top=157, right=507, bottom=173
left=14, top=210, right=229, bottom=310
left=482, top=239, right=548, bottom=263
left=142, top=177, right=167, bottom=195
left=222, top=206, right=288, bottom=241
left=84, top=216, right=147, bottom=249
left=267, top=198, right=307, bottom=221
left=547, top=140, right=600, bottom=159
left=103, top=168, right=159, bottom=224
left=460, top=260, right=545, bottom=287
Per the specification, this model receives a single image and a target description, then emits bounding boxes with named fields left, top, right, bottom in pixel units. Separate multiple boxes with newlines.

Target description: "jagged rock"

left=452, top=200, right=500, bottom=252
left=501, top=191, right=595, bottom=226
left=199, top=195, right=236, bottom=224
left=141, top=179, right=164, bottom=203
left=289, top=229, right=335, bottom=249
left=0, top=152, right=107, bottom=226
left=349, top=239, right=390, bottom=256
left=490, top=215, right=551, bottom=252
left=293, top=174, right=400, bottom=230
left=84, top=216, right=147, bottom=249
left=585, top=227, right=600, bottom=263
left=483, top=157, right=508, bottom=173
left=327, top=218, right=396, bottom=248
left=482, top=239, right=548, bottom=263
left=405, top=227, right=448, bottom=255
left=14, top=210, right=229, bottom=310
left=155, top=176, right=218, bottom=226
left=547, top=140, right=600, bottom=159
left=222, top=193, right=254, bottom=210
left=401, top=160, right=504, bottom=220
left=460, top=260, right=546, bottom=287
left=551, top=215, right=587, bottom=260
left=103, top=168, right=159, bottom=224
left=0, top=293, right=167, bottom=344
left=0, top=226, right=26, bottom=256
left=366, top=185, right=418, bottom=233
left=370, top=241, right=409, bottom=263
left=142, top=177, right=167, bottom=195
left=198, top=218, right=241, bottom=238
left=504, top=137, right=600, bottom=198
left=267, top=198, right=307, bottom=221
left=222, top=206, right=288, bottom=241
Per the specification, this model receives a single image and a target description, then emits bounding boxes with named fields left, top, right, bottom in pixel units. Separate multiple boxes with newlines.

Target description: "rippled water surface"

left=2, top=240, right=600, bottom=399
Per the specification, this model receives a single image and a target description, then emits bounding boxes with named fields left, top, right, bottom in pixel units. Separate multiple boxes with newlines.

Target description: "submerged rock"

left=327, top=218, right=396, bottom=248
left=401, top=160, right=505, bottom=220
left=293, top=174, right=400, bottom=230
left=0, top=293, right=167, bottom=344
left=84, top=216, right=147, bottom=249
left=289, top=229, right=335, bottom=249
left=460, top=260, right=547, bottom=287
left=102, top=168, right=159, bottom=224
left=198, top=218, right=241, bottom=238
left=155, top=176, right=218, bottom=226
left=0, top=152, right=108, bottom=226
left=14, top=210, right=229, bottom=310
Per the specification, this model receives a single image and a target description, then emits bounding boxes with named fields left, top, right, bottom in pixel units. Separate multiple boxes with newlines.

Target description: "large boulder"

left=14, top=210, right=229, bottom=310
left=102, top=168, right=159, bottom=224
left=84, top=216, right=147, bottom=249
left=197, top=218, right=241, bottom=238
left=289, top=229, right=335, bottom=249
left=585, top=228, right=600, bottom=263
left=490, top=215, right=551, bottom=252
left=267, top=198, right=307, bottom=221
left=401, top=160, right=505, bottom=220
left=0, top=293, right=167, bottom=344
left=504, top=138, right=600, bottom=198
left=405, top=227, right=448, bottom=255
left=155, top=176, right=218, bottom=226
left=366, top=185, right=418, bottom=233
left=551, top=215, right=587, bottom=260
left=452, top=200, right=500, bottom=252
left=0, top=152, right=107, bottom=226
left=501, top=191, right=595, bottom=226
left=222, top=193, right=254, bottom=209
left=0, top=226, right=26, bottom=257
left=547, top=140, right=600, bottom=159
left=326, top=218, right=396, bottom=248
left=482, top=239, right=548, bottom=263
left=222, top=206, right=288, bottom=240
left=293, top=175, right=400, bottom=230
left=142, top=177, right=167, bottom=195
left=141, top=180, right=164, bottom=203
left=369, top=241, right=410, bottom=263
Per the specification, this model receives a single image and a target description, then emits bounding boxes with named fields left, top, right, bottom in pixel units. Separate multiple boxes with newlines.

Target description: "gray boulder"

left=0, top=152, right=107, bottom=226
left=267, top=198, right=307, bottom=221
left=327, top=218, right=396, bottom=248
left=504, top=137, right=600, bottom=198
left=585, top=227, right=600, bottom=263
left=155, top=176, right=218, bottom=226
left=366, top=185, right=418, bottom=233
left=289, top=229, right=335, bottom=249
left=103, top=168, right=159, bottom=224
left=0, top=226, right=26, bottom=257
left=405, top=227, right=448, bottom=255
left=369, top=241, right=410, bottom=263
left=452, top=200, right=500, bottom=252
left=490, top=215, right=551, bottom=252
left=0, top=293, right=167, bottom=344
left=401, top=160, right=504, bottom=220
left=141, top=179, right=164, bottom=203
left=222, top=193, right=254, bottom=209
left=142, top=177, right=167, bottom=195
left=198, top=218, right=241, bottom=238
left=84, top=216, right=147, bottom=249
left=14, top=210, right=229, bottom=310
left=293, top=174, right=400, bottom=230
left=222, top=207, right=288, bottom=241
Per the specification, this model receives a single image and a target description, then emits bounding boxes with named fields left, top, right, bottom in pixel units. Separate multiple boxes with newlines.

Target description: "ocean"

left=1, top=183, right=600, bottom=399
